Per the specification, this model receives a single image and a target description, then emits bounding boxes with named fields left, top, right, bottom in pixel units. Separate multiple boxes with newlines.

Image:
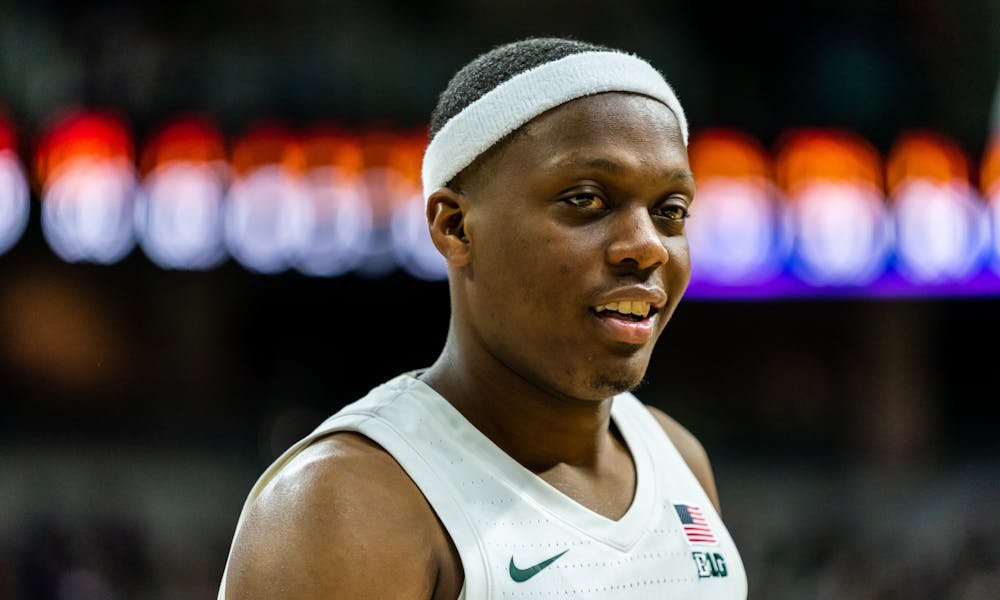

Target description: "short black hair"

left=429, top=37, right=612, bottom=141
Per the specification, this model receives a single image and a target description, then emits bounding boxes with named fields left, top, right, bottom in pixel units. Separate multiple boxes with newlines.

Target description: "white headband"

left=421, top=50, right=689, bottom=199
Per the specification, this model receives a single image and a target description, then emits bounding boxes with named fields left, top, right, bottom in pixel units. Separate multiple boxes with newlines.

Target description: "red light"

left=0, top=111, right=15, bottom=152
left=35, top=111, right=137, bottom=264
left=301, top=126, right=364, bottom=174
left=35, top=111, right=133, bottom=187
left=231, top=123, right=301, bottom=176
left=140, top=115, right=226, bottom=176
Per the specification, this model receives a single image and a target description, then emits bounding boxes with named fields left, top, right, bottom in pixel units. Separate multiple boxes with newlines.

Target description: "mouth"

left=592, top=300, right=659, bottom=321
left=590, top=300, right=660, bottom=345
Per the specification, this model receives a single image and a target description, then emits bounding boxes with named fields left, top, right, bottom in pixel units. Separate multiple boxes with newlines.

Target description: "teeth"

left=594, top=300, right=651, bottom=318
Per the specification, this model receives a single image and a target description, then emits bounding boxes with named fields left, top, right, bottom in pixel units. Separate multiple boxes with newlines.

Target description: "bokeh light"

left=776, top=129, right=892, bottom=286
left=387, top=130, right=447, bottom=281
left=135, top=116, right=228, bottom=270
left=686, top=129, right=788, bottom=285
left=888, top=131, right=989, bottom=284
left=36, top=111, right=137, bottom=264
left=352, top=130, right=419, bottom=277
left=2, top=111, right=997, bottom=296
left=0, top=113, right=29, bottom=257
left=981, top=135, right=1000, bottom=277
left=225, top=125, right=313, bottom=274
left=294, top=129, right=372, bottom=277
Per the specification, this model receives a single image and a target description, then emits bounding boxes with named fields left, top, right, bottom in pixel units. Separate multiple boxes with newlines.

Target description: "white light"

left=0, top=150, right=29, bottom=256
left=894, top=180, right=988, bottom=283
left=294, top=167, right=373, bottom=277
left=790, top=181, right=892, bottom=286
left=390, top=192, right=448, bottom=281
left=353, top=167, right=412, bottom=278
left=686, top=177, right=786, bottom=284
left=224, top=165, right=313, bottom=274
left=135, top=161, right=228, bottom=270
left=41, top=157, right=136, bottom=264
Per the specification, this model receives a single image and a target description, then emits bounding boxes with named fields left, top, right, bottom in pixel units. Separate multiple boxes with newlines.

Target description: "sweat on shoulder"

left=219, top=37, right=747, bottom=600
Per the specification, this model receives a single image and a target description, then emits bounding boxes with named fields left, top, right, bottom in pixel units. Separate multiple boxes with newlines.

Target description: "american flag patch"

left=674, top=503, right=717, bottom=545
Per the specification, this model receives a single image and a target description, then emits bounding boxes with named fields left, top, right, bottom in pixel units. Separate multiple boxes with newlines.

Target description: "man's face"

left=457, top=92, right=693, bottom=402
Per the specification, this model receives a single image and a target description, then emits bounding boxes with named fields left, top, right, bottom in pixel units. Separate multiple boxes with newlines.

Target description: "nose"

left=605, top=205, right=670, bottom=271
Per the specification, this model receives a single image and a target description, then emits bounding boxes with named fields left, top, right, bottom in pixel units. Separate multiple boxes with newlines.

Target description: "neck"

left=420, top=324, right=617, bottom=471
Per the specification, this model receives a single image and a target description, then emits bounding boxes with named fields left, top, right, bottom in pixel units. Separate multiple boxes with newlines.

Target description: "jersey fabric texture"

left=219, top=373, right=747, bottom=599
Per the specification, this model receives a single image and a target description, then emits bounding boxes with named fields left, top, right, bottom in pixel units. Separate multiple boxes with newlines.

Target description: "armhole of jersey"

left=351, top=415, right=489, bottom=598
left=218, top=411, right=488, bottom=600
left=617, top=394, right=748, bottom=598
left=617, top=394, right=722, bottom=520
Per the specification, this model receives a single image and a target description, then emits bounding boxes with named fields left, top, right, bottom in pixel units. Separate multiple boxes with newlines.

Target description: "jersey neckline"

left=398, top=373, right=657, bottom=551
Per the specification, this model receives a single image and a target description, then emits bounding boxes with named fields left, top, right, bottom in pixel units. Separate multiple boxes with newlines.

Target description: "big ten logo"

left=691, top=551, right=728, bottom=579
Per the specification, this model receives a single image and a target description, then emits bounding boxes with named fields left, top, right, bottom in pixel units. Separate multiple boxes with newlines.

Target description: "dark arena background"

left=1, top=1, right=999, bottom=598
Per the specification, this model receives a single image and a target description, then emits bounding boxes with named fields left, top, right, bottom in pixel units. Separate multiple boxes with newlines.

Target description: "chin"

left=583, top=368, right=647, bottom=397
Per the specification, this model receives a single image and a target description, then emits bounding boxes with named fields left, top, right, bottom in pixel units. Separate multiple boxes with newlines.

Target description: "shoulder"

left=224, top=432, right=459, bottom=599
left=645, top=405, right=722, bottom=515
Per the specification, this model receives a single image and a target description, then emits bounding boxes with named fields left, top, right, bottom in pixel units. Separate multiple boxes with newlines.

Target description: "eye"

left=654, top=203, right=689, bottom=221
left=564, top=193, right=607, bottom=210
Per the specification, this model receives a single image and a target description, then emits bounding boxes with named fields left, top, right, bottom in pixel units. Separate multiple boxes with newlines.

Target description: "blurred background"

left=0, top=0, right=999, bottom=598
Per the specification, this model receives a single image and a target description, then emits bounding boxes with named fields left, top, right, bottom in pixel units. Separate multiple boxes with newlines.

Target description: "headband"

left=421, top=50, right=689, bottom=199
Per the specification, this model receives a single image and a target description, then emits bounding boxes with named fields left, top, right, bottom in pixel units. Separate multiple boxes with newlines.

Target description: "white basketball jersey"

left=219, top=374, right=747, bottom=599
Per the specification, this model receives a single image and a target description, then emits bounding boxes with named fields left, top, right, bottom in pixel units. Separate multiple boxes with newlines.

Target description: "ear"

left=426, top=187, right=471, bottom=267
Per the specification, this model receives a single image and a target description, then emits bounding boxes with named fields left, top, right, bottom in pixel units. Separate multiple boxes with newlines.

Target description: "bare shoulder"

left=224, top=432, right=460, bottom=600
left=645, top=406, right=722, bottom=515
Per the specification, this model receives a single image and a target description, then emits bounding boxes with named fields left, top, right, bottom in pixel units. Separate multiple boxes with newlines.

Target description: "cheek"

left=472, top=209, right=596, bottom=318
left=667, top=237, right=691, bottom=277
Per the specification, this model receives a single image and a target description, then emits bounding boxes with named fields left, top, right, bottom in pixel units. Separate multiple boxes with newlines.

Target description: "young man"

left=220, top=37, right=747, bottom=599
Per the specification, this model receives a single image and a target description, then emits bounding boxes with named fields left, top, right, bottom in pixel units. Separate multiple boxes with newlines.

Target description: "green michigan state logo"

left=691, top=551, right=728, bottom=579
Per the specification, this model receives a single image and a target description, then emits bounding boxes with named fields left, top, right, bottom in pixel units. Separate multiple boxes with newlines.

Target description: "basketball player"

left=220, top=38, right=747, bottom=599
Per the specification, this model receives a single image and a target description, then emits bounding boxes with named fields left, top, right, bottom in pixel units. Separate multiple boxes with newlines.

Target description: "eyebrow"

left=557, top=156, right=629, bottom=176
left=668, top=168, right=696, bottom=184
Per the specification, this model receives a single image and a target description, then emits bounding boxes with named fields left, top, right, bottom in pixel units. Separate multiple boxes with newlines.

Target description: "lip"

left=589, top=285, right=667, bottom=345
left=591, top=286, right=668, bottom=310
left=592, top=310, right=658, bottom=344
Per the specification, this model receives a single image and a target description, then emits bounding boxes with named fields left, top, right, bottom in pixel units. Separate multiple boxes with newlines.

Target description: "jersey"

left=218, top=373, right=747, bottom=599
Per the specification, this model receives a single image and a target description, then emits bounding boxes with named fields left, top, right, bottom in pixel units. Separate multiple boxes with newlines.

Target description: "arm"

left=646, top=406, right=723, bottom=515
left=224, top=433, right=452, bottom=600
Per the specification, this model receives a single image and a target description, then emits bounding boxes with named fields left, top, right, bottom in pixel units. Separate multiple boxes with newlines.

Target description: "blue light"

left=294, top=167, right=373, bottom=277
left=0, top=151, right=29, bottom=257
left=41, top=158, right=137, bottom=264
left=893, top=181, right=990, bottom=284
left=352, top=167, right=409, bottom=278
left=686, top=177, right=789, bottom=285
left=135, top=161, right=228, bottom=270
left=224, top=165, right=312, bottom=275
left=987, top=186, right=1000, bottom=278
left=787, top=182, right=892, bottom=286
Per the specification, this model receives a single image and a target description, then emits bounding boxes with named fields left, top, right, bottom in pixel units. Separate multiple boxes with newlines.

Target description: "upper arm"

left=224, top=433, right=443, bottom=600
left=646, top=406, right=722, bottom=515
